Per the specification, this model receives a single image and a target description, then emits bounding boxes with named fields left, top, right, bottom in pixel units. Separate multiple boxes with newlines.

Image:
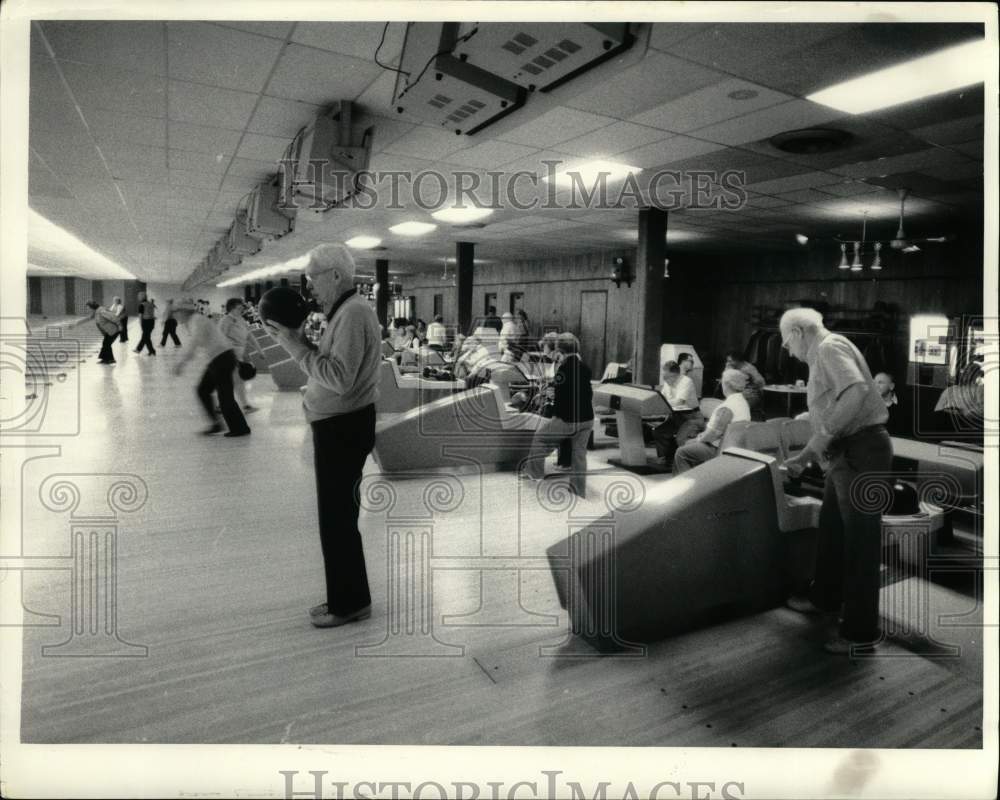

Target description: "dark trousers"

left=118, top=316, right=128, bottom=342
left=809, top=425, right=893, bottom=642
left=98, top=333, right=116, bottom=363
left=652, top=409, right=702, bottom=460
left=135, top=318, right=156, bottom=354
left=311, top=404, right=376, bottom=615
left=160, top=318, right=181, bottom=346
left=196, top=350, right=250, bottom=434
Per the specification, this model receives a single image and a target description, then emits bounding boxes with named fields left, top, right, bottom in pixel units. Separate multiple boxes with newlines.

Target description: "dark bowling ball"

left=889, top=480, right=920, bottom=516
left=259, top=287, right=310, bottom=329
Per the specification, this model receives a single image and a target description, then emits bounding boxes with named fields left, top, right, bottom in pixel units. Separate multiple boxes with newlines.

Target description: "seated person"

left=448, top=333, right=466, bottom=363
left=426, top=315, right=447, bottom=351
left=674, top=369, right=750, bottom=474
left=677, top=352, right=695, bottom=379
left=380, top=326, right=396, bottom=358
left=725, top=350, right=765, bottom=414
left=453, top=336, right=490, bottom=381
left=651, top=360, right=703, bottom=464
left=874, top=371, right=906, bottom=437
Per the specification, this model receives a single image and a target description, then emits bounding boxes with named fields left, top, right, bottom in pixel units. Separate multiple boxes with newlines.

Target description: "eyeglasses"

left=304, top=268, right=337, bottom=285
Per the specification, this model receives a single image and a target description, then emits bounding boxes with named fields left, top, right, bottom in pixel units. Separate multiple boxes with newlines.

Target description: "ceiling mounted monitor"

left=212, top=238, right=242, bottom=268
left=394, top=22, right=526, bottom=135
left=226, top=219, right=262, bottom=257
left=245, top=178, right=295, bottom=241
left=278, top=101, right=373, bottom=211
left=451, top=22, right=634, bottom=92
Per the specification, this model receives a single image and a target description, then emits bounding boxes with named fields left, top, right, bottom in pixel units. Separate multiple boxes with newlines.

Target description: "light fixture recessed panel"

left=390, top=221, right=438, bottom=236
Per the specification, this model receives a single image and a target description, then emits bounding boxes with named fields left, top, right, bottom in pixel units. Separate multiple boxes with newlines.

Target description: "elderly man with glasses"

left=780, top=307, right=892, bottom=655
left=266, top=244, right=382, bottom=629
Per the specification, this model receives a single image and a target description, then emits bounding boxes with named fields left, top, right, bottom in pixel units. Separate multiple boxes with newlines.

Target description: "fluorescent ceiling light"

left=345, top=236, right=383, bottom=249
left=217, top=253, right=310, bottom=287
left=28, top=209, right=136, bottom=280
left=806, top=39, right=987, bottom=114
left=543, top=160, right=642, bottom=189
left=431, top=207, right=495, bottom=225
left=389, top=221, right=437, bottom=236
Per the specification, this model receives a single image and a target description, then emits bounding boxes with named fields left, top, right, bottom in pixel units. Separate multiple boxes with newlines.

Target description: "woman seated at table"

left=674, top=369, right=750, bottom=474
left=651, top=360, right=703, bottom=465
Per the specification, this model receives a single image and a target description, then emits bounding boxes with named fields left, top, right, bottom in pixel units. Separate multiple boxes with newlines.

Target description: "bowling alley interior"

left=4, top=16, right=994, bottom=750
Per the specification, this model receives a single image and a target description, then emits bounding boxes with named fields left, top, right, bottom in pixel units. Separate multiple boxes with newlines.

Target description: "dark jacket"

left=552, top=354, right=594, bottom=423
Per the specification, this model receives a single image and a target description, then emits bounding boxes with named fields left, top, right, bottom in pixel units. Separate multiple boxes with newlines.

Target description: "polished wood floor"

left=13, top=318, right=984, bottom=746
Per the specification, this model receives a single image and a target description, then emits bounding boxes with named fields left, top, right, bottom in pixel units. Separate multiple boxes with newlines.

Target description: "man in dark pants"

left=171, top=300, right=250, bottom=437
left=781, top=307, right=892, bottom=655
left=268, top=243, right=382, bottom=629
left=134, top=291, right=157, bottom=355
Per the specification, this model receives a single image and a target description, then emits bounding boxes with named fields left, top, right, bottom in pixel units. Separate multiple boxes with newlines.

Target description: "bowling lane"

left=13, top=344, right=983, bottom=746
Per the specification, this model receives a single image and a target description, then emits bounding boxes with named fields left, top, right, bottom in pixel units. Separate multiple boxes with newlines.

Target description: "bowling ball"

left=888, top=480, right=920, bottom=516
left=259, top=287, right=310, bottom=329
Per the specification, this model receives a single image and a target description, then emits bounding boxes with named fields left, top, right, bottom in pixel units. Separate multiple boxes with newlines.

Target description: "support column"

left=633, top=208, right=667, bottom=386
left=375, top=258, right=389, bottom=327
left=456, top=241, right=474, bottom=335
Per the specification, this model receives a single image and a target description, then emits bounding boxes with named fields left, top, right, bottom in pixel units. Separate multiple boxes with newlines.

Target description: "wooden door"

left=580, top=290, right=608, bottom=374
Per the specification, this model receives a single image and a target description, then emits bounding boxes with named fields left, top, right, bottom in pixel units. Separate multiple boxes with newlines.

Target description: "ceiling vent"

left=769, top=128, right=854, bottom=154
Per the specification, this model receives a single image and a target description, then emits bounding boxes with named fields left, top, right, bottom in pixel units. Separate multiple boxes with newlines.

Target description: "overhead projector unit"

left=450, top=23, right=634, bottom=93
left=226, top=218, right=262, bottom=257
left=244, top=178, right=295, bottom=241
left=278, top=101, right=373, bottom=211
left=394, top=22, right=526, bottom=135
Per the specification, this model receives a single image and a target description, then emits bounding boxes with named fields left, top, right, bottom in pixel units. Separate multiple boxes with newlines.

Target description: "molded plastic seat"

left=376, top=359, right=464, bottom=414
left=373, top=384, right=542, bottom=473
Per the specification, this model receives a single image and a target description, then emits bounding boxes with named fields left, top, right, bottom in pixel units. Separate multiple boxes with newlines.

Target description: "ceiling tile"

left=774, top=188, right=849, bottom=205
left=86, top=111, right=167, bottom=148
left=865, top=84, right=984, bottom=133
left=950, top=140, right=983, bottom=160
left=167, top=23, right=284, bottom=93
left=745, top=170, right=843, bottom=195
left=738, top=23, right=983, bottom=96
left=648, top=23, right=713, bottom=52
left=565, top=51, right=726, bottom=119
left=60, top=60, right=167, bottom=117
left=616, top=135, right=726, bottom=170
left=265, top=44, right=383, bottom=105
left=440, top=141, right=537, bottom=169
left=382, top=124, right=473, bottom=160
left=226, top=157, right=276, bottom=179
left=168, top=121, right=243, bottom=155
left=168, top=81, right=257, bottom=129
left=233, top=132, right=289, bottom=163
left=660, top=24, right=852, bottom=79
left=167, top=149, right=229, bottom=173
left=554, top=121, right=670, bottom=158
left=910, top=115, right=984, bottom=148
left=812, top=180, right=883, bottom=198
left=41, top=21, right=166, bottom=75
left=690, top=100, right=844, bottom=146
left=629, top=79, right=793, bottom=134
left=247, top=95, right=321, bottom=138
left=291, top=21, right=404, bottom=63
left=495, top=107, right=616, bottom=148
left=213, top=22, right=295, bottom=40
left=168, top=169, right=222, bottom=190
left=830, top=147, right=971, bottom=179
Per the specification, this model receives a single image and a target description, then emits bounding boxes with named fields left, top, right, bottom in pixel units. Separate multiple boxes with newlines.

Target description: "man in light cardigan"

left=266, top=244, right=382, bottom=629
